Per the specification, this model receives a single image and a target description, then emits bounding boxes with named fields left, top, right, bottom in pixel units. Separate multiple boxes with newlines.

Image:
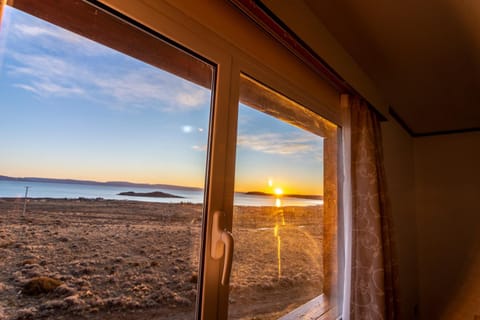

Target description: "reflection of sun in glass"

left=275, top=198, right=282, bottom=208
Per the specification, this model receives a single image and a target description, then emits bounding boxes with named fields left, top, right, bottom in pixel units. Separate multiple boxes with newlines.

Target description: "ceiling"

left=291, top=0, right=480, bottom=135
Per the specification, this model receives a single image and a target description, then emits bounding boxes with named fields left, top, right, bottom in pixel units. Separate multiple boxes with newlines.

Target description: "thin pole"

left=22, top=186, right=29, bottom=217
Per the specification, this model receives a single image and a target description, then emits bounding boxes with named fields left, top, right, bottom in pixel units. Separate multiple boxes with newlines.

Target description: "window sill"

left=279, top=294, right=339, bottom=320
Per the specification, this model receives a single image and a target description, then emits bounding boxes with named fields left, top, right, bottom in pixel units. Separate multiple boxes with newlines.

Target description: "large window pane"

left=228, top=76, right=339, bottom=319
left=0, top=2, right=214, bottom=319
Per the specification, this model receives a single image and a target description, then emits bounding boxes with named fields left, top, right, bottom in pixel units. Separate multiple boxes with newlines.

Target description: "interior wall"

left=259, top=0, right=389, bottom=117
left=381, top=120, right=419, bottom=320
left=414, top=132, right=480, bottom=320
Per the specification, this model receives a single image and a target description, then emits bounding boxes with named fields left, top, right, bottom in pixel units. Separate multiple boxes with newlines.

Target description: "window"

left=0, top=1, right=214, bottom=319
left=0, top=1, right=343, bottom=319
left=229, top=75, right=340, bottom=319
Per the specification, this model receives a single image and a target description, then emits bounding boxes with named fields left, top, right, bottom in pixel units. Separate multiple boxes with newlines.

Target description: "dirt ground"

left=0, top=198, right=324, bottom=319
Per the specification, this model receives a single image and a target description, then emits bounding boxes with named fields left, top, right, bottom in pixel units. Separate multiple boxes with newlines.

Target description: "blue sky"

left=0, top=6, right=324, bottom=194
left=235, top=106, right=324, bottom=194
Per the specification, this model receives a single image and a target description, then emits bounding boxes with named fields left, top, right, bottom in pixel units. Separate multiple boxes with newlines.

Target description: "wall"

left=414, top=132, right=480, bottom=320
left=260, top=0, right=388, bottom=117
left=381, top=120, right=419, bottom=320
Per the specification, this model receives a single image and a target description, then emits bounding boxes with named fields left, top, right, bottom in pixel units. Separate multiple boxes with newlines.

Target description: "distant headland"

left=118, top=191, right=184, bottom=199
left=244, top=191, right=323, bottom=200
left=0, top=175, right=201, bottom=191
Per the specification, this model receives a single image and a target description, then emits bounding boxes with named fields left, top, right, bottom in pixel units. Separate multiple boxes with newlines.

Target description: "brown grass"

left=0, top=198, right=324, bottom=319
left=22, top=277, right=63, bottom=296
left=0, top=240, right=14, bottom=249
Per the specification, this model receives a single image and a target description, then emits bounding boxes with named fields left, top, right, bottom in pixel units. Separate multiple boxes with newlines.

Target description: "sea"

left=0, top=180, right=323, bottom=207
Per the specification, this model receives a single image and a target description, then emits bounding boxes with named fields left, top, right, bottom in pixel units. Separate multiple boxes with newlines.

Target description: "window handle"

left=211, top=211, right=234, bottom=286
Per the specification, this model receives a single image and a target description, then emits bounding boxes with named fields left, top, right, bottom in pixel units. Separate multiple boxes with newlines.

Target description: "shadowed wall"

left=414, top=132, right=480, bottom=320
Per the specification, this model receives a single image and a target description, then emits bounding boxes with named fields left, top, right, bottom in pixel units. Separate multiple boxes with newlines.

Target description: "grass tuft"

left=23, top=277, right=63, bottom=296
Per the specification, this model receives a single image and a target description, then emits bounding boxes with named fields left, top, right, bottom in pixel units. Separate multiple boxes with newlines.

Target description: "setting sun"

left=274, top=187, right=283, bottom=196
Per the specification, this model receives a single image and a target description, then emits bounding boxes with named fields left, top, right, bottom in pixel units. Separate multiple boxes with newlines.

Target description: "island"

left=117, top=191, right=184, bottom=198
left=244, top=191, right=323, bottom=200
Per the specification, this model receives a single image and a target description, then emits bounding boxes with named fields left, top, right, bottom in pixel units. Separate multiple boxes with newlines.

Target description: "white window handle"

left=211, top=211, right=234, bottom=286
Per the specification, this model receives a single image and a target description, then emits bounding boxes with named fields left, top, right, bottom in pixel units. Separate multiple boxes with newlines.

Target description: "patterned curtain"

left=349, top=97, right=399, bottom=319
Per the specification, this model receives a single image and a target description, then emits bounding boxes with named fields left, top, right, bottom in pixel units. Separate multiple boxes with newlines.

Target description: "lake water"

left=0, top=180, right=323, bottom=207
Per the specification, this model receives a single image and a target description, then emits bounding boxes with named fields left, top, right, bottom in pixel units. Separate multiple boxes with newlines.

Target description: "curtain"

left=349, top=97, right=399, bottom=319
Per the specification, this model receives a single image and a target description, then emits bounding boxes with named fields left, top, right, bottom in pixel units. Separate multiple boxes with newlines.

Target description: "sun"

left=274, top=187, right=283, bottom=196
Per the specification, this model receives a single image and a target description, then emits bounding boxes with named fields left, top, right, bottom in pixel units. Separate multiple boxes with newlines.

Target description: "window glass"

left=0, top=2, right=214, bottom=319
left=228, top=75, right=339, bottom=319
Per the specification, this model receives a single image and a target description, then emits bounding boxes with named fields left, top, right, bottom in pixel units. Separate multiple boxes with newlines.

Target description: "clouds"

left=14, top=24, right=54, bottom=37
left=176, top=86, right=210, bottom=109
left=8, top=53, right=86, bottom=97
left=83, top=67, right=210, bottom=111
left=5, top=8, right=210, bottom=112
left=13, top=82, right=85, bottom=96
left=192, top=145, right=207, bottom=151
left=13, top=21, right=113, bottom=57
left=237, top=132, right=323, bottom=158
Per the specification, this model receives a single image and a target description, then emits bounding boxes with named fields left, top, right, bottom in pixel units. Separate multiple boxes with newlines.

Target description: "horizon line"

left=0, top=174, right=203, bottom=191
left=0, top=174, right=323, bottom=197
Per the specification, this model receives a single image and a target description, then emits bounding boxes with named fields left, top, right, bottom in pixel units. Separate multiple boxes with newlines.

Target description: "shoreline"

left=0, top=196, right=323, bottom=208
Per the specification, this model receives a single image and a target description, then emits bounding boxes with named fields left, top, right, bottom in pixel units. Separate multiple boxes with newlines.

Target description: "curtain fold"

left=349, top=97, right=399, bottom=320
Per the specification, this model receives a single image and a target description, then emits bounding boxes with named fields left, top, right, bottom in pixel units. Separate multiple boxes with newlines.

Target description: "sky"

left=0, top=6, right=324, bottom=195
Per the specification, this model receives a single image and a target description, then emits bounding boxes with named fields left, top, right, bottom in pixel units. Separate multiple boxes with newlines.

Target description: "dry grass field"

left=0, top=198, right=323, bottom=319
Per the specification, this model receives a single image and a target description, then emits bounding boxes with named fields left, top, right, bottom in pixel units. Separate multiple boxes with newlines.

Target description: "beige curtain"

left=349, top=97, right=399, bottom=319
